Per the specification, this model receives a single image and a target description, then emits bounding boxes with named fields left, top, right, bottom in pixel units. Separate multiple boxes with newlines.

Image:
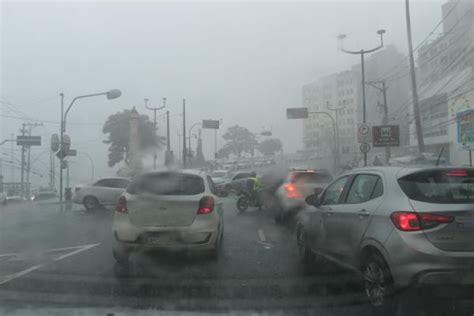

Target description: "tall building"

left=302, top=45, right=410, bottom=167
left=411, top=0, right=474, bottom=164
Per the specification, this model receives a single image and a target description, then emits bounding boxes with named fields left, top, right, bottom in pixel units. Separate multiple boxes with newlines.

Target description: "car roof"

left=343, top=166, right=474, bottom=179
left=98, top=177, right=130, bottom=181
left=140, top=169, right=208, bottom=178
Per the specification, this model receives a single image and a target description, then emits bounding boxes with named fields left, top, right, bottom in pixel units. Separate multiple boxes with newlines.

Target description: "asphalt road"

left=0, top=198, right=472, bottom=315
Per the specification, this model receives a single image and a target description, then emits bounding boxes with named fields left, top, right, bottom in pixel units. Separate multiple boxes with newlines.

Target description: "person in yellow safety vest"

left=248, top=171, right=264, bottom=208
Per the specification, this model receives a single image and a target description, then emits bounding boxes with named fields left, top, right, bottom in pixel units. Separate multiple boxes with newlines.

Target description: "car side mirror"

left=305, top=194, right=320, bottom=208
left=314, top=187, right=323, bottom=195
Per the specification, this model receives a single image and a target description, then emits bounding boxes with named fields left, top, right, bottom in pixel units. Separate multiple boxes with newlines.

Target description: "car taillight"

left=116, top=196, right=128, bottom=214
left=198, top=195, right=215, bottom=215
left=285, top=183, right=302, bottom=199
left=390, top=211, right=454, bottom=231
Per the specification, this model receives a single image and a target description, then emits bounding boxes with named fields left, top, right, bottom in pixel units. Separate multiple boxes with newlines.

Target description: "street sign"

left=51, top=134, right=60, bottom=152
left=457, top=109, right=474, bottom=150
left=357, top=123, right=371, bottom=143
left=16, top=136, right=41, bottom=146
left=372, top=125, right=400, bottom=147
left=66, top=149, right=77, bottom=157
left=360, top=142, right=371, bottom=153
left=261, top=131, right=272, bottom=136
left=286, top=107, right=309, bottom=119
left=202, top=120, right=220, bottom=129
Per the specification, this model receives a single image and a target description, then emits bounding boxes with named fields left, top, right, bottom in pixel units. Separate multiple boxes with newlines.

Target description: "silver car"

left=296, top=167, right=474, bottom=310
left=113, top=170, right=224, bottom=262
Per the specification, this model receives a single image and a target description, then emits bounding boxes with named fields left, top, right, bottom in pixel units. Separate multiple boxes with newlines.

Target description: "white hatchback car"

left=112, top=170, right=224, bottom=262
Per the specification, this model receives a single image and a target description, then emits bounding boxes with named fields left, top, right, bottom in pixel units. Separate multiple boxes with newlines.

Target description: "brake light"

left=390, top=211, right=454, bottom=231
left=446, top=169, right=469, bottom=177
left=285, top=183, right=302, bottom=199
left=116, top=196, right=128, bottom=214
left=198, top=196, right=215, bottom=214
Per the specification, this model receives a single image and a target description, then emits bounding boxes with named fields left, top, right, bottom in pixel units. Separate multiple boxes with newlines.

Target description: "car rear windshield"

left=291, top=172, right=333, bottom=184
left=128, top=173, right=205, bottom=195
left=398, top=169, right=474, bottom=204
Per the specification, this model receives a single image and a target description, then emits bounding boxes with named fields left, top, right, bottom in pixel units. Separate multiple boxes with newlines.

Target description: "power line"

left=376, top=0, right=462, bottom=82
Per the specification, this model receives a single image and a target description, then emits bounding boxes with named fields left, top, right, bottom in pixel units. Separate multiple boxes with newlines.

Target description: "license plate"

left=147, top=236, right=161, bottom=244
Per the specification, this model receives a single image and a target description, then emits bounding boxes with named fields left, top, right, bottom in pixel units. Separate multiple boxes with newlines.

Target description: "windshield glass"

left=2, top=0, right=473, bottom=314
left=211, top=171, right=226, bottom=178
left=292, top=172, right=333, bottom=184
left=399, top=169, right=474, bottom=204
left=129, top=173, right=205, bottom=195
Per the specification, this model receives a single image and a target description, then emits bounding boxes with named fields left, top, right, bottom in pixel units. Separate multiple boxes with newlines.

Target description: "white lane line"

left=257, top=228, right=266, bottom=243
left=0, top=243, right=100, bottom=285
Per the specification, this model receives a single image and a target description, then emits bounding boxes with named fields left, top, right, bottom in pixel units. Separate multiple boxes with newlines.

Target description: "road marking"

left=0, top=243, right=100, bottom=285
left=257, top=228, right=266, bottom=243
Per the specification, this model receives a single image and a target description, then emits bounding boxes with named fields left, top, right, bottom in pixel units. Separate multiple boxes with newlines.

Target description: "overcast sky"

left=1, top=0, right=445, bottom=185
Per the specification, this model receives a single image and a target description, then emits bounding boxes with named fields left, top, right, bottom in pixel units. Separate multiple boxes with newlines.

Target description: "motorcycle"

left=236, top=190, right=262, bottom=212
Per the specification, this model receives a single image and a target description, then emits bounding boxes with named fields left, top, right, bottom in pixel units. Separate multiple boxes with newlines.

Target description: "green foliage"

left=258, top=138, right=282, bottom=156
left=102, top=109, right=165, bottom=167
left=221, top=125, right=258, bottom=158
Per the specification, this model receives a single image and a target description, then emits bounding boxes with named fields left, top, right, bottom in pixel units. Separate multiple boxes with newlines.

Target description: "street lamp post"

left=308, top=111, right=337, bottom=170
left=338, top=29, right=386, bottom=167
left=188, top=122, right=202, bottom=160
left=326, top=102, right=345, bottom=167
left=145, top=98, right=166, bottom=169
left=59, top=89, right=121, bottom=208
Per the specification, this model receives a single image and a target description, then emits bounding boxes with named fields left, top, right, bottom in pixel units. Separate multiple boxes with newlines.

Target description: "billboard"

left=286, top=107, right=309, bottom=119
left=17, top=136, right=41, bottom=146
left=457, top=109, right=474, bottom=149
left=372, top=125, right=400, bottom=147
left=202, top=120, right=220, bottom=129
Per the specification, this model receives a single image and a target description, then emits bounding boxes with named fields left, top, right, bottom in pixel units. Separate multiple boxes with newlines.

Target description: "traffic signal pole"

left=59, top=93, right=64, bottom=209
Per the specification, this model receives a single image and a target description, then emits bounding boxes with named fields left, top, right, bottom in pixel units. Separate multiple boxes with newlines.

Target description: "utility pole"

left=25, top=122, right=43, bottom=198
left=20, top=124, right=26, bottom=197
left=405, top=0, right=424, bottom=153
left=338, top=29, right=386, bottom=167
left=10, top=134, right=14, bottom=183
left=59, top=93, right=64, bottom=207
left=145, top=98, right=165, bottom=169
left=367, top=80, right=391, bottom=164
left=182, top=99, right=187, bottom=169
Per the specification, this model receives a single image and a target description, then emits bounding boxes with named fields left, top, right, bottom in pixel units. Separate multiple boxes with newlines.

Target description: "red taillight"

left=285, top=183, right=302, bottom=199
left=198, top=196, right=215, bottom=215
left=116, top=196, right=128, bottom=214
left=390, top=211, right=454, bottom=231
left=446, top=169, right=469, bottom=177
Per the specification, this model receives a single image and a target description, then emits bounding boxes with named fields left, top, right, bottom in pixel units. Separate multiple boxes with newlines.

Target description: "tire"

left=113, top=244, right=130, bottom=263
left=236, top=196, right=249, bottom=212
left=362, top=253, right=397, bottom=314
left=83, top=196, right=99, bottom=211
left=296, top=225, right=315, bottom=264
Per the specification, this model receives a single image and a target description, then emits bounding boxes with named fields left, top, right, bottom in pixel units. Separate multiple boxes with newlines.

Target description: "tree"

left=216, top=144, right=232, bottom=159
left=258, top=138, right=282, bottom=156
left=222, top=125, right=258, bottom=158
left=102, top=109, right=165, bottom=167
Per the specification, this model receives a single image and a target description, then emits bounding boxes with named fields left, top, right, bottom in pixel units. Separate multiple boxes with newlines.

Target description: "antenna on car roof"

left=435, top=146, right=445, bottom=167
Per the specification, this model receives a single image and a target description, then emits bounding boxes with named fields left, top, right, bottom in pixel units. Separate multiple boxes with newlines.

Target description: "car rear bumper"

left=113, top=213, right=219, bottom=252
left=384, top=230, right=474, bottom=288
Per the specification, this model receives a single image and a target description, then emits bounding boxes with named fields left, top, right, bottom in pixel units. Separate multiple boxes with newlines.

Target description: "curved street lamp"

left=59, top=89, right=121, bottom=207
left=337, top=30, right=386, bottom=166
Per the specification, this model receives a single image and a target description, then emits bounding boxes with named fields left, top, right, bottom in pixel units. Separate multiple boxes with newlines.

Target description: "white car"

left=73, top=177, right=130, bottom=211
left=274, top=169, right=333, bottom=222
left=210, top=169, right=228, bottom=185
left=112, top=170, right=223, bottom=262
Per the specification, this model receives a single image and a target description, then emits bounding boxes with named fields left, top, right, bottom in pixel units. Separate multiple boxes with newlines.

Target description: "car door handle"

left=358, top=209, right=370, bottom=218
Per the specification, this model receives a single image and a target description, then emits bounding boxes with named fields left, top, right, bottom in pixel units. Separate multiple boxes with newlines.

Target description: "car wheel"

left=210, top=227, right=223, bottom=260
left=296, top=225, right=315, bottom=264
left=362, top=253, right=397, bottom=313
left=83, top=196, right=99, bottom=211
left=236, top=196, right=249, bottom=212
